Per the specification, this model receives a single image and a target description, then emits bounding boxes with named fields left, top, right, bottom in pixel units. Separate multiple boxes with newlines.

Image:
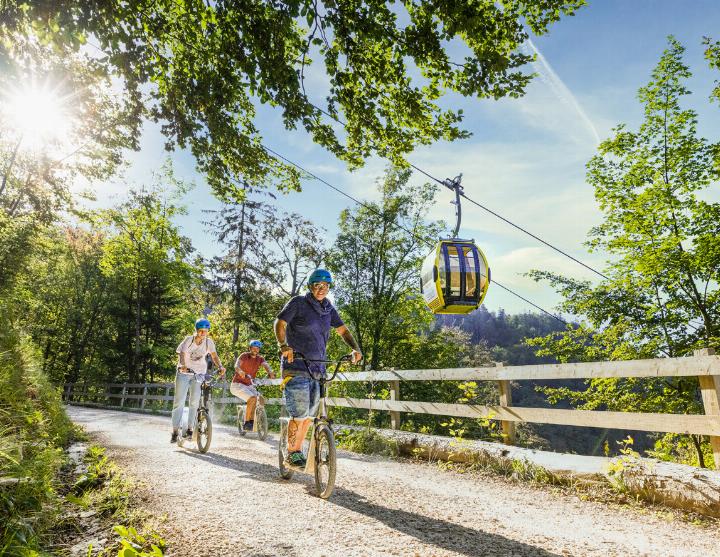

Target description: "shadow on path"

left=180, top=450, right=559, bottom=557
left=179, top=449, right=295, bottom=485
left=329, top=486, right=561, bottom=557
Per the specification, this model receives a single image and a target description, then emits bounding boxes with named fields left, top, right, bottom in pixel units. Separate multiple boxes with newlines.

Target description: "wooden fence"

left=64, top=348, right=720, bottom=468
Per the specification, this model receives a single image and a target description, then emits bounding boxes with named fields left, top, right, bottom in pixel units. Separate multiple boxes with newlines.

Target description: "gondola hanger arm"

left=442, top=173, right=463, bottom=238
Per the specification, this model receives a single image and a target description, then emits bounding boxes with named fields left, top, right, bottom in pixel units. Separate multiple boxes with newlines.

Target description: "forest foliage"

left=2, top=0, right=584, bottom=197
left=2, top=8, right=720, bottom=553
left=0, top=5, right=590, bottom=549
left=0, top=32, right=719, bottom=466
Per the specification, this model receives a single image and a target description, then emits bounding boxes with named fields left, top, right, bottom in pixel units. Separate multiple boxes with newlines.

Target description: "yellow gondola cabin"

left=421, top=239, right=490, bottom=314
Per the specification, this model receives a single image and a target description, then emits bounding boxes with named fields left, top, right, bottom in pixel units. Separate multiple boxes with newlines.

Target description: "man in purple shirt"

left=274, top=268, right=362, bottom=467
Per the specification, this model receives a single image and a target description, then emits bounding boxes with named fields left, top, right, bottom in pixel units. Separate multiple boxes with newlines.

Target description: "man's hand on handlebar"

left=280, top=344, right=294, bottom=363
left=351, top=350, right=363, bottom=365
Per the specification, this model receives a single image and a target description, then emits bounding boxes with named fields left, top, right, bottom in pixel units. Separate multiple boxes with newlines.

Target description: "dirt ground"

left=67, top=406, right=720, bottom=557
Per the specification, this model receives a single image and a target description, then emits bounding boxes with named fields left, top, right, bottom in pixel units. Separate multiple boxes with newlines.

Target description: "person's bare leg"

left=298, top=418, right=312, bottom=444
left=288, top=417, right=312, bottom=452
left=245, top=396, right=256, bottom=422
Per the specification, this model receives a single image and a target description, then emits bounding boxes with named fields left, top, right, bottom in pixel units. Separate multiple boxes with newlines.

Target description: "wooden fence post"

left=165, top=385, right=172, bottom=412
left=695, top=348, right=720, bottom=469
left=496, top=363, right=516, bottom=445
left=389, top=380, right=401, bottom=430
left=221, top=382, right=228, bottom=412
left=140, top=385, right=148, bottom=409
left=119, top=384, right=127, bottom=408
left=63, top=384, right=71, bottom=402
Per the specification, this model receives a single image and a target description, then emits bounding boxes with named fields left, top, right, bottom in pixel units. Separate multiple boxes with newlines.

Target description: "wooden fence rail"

left=63, top=349, right=720, bottom=468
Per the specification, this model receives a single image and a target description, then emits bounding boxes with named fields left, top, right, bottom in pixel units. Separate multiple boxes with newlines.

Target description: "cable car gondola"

left=420, top=175, right=490, bottom=314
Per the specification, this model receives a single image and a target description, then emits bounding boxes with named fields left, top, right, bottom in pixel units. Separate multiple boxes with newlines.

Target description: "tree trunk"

left=0, top=135, right=22, bottom=198
left=691, top=434, right=706, bottom=468
left=127, top=295, right=134, bottom=382
left=66, top=285, right=106, bottom=381
left=290, top=258, right=299, bottom=296
left=134, top=274, right=142, bottom=384
left=8, top=193, right=23, bottom=216
left=232, top=201, right=246, bottom=357
left=42, top=338, right=54, bottom=373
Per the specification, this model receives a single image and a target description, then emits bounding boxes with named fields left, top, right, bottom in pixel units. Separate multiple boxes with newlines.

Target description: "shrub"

left=0, top=328, right=76, bottom=554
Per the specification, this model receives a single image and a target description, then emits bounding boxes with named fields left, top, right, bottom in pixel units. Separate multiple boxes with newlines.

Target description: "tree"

left=18, top=227, right=112, bottom=385
left=704, top=36, right=720, bottom=103
left=207, top=193, right=323, bottom=359
left=439, top=306, right=568, bottom=364
left=528, top=38, right=720, bottom=467
left=1, top=0, right=585, bottom=198
left=261, top=213, right=326, bottom=298
left=207, top=192, right=274, bottom=354
left=0, top=38, right=137, bottom=292
left=0, top=38, right=138, bottom=217
left=326, top=167, right=444, bottom=370
left=100, top=178, right=197, bottom=382
left=55, top=229, right=115, bottom=384
left=324, top=167, right=495, bottom=431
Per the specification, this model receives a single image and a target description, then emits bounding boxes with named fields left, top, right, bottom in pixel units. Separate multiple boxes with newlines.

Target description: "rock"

left=69, top=537, right=108, bottom=556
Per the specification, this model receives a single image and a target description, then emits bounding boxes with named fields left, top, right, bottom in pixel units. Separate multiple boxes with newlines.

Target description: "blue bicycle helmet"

left=307, top=268, right=333, bottom=287
left=195, top=318, right=211, bottom=330
left=249, top=339, right=263, bottom=348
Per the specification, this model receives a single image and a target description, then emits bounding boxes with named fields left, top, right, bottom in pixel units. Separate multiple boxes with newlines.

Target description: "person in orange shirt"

left=230, top=340, right=275, bottom=431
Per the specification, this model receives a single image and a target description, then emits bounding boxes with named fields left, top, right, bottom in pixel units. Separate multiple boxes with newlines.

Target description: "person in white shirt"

left=172, top=318, right=225, bottom=443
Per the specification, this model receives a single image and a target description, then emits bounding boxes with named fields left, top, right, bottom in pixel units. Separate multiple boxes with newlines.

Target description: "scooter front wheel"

left=313, top=424, right=336, bottom=499
left=196, top=411, right=212, bottom=453
left=256, top=406, right=269, bottom=441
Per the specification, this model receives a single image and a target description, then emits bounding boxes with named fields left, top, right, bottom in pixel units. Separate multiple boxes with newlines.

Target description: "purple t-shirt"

left=277, top=293, right=344, bottom=375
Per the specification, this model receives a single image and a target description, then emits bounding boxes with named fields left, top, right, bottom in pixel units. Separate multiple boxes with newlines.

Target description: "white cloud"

left=492, top=245, right=600, bottom=284
left=406, top=140, right=602, bottom=243
left=479, top=245, right=601, bottom=316
left=522, top=39, right=601, bottom=146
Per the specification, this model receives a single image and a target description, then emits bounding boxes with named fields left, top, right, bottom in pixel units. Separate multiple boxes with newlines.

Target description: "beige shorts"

left=230, top=382, right=259, bottom=401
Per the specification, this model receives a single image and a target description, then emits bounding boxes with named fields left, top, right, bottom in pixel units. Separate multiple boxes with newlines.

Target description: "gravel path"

left=67, top=406, right=719, bottom=557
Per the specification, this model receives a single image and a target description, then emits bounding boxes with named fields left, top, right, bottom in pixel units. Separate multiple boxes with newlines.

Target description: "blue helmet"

left=249, top=339, right=263, bottom=348
left=195, top=318, right=211, bottom=330
left=307, top=268, right=333, bottom=287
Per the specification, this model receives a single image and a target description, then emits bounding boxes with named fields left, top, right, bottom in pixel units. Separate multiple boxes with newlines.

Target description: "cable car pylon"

left=420, top=174, right=491, bottom=315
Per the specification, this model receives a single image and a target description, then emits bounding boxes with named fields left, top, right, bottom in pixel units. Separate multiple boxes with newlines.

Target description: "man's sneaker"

left=170, top=430, right=179, bottom=443
left=243, top=420, right=254, bottom=431
left=286, top=451, right=306, bottom=467
left=183, top=429, right=193, bottom=439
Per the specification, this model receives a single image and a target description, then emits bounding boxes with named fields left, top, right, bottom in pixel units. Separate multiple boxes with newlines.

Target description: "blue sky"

left=81, top=0, right=720, bottom=317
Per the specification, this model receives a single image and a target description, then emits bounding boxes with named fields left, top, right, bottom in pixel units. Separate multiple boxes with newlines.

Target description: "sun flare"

left=3, top=84, right=73, bottom=150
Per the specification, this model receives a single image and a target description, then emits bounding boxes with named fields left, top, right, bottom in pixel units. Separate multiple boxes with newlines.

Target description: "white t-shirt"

left=176, top=335, right=217, bottom=373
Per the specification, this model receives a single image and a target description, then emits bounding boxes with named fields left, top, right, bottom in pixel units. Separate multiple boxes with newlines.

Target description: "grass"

left=447, top=452, right=718, bottom=526
left=335, top=425, right=719, bottom=526
left=53, top=445, right=166, bottom=556
left=0, top=327, right=166, bottom=555
left=0, top=329, right=77, bottom=555
left=335, top=427, right=400, bottom=457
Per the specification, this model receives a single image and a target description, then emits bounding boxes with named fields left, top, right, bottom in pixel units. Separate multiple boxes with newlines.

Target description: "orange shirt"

left=233, top=352, right=265, bottom=385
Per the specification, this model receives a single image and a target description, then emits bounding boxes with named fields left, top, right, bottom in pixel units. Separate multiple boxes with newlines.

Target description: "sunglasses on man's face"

left=310, top=282, right=330, bottom=290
